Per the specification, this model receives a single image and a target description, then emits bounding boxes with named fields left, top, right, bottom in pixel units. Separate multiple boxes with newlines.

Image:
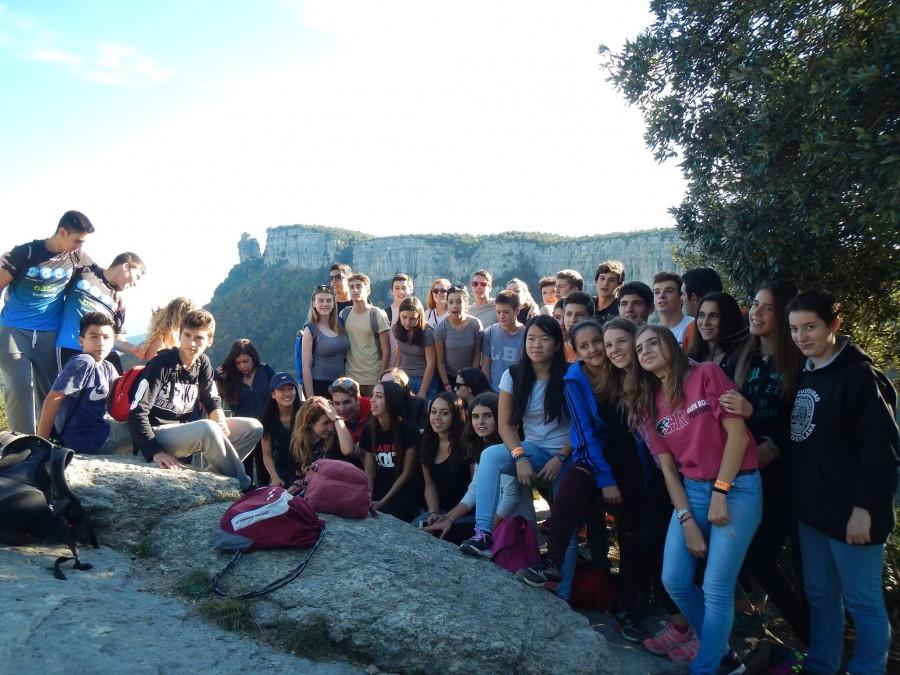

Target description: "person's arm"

left=301, top=325, right=315, bottom=398
left=658, top=452, right=707, bottom=558
left=421, top=464, right=441, bottom=523
left=198, top=356, right=224, bottom=420
left=563, top=376, right=618, bottom=499
left=141, top=334, right=164, bottom=361
left=261, top=433, right=282, bottom=486
left=378, top=330, right=390, bottom=373
left=0, top=268, right=12, bottom=292
left=497, top=387, right=535, bottom=487
left=480, top=329, right=492, bottom=380
left=364, top=451, right=376, bottom=495
left=37, top=391, right=67, bottom=439
left=707, top=417, right=751, bottom=526
left=423, top=499, right=473, bottom=538
left=418, top=345, right=437, bottom=399
left=434, top=333, right=451, bottom=390
left=320, top=400, right=354, bottom=457
left=470, top=323, right=483, bottom=368
left=375, top=445, right=418, bottom=508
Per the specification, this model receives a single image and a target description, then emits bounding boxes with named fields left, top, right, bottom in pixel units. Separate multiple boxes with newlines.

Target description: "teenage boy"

left=328, top=376, right=371, bottom=447
left=56, top=252, right=146, bottom=374
left=593, top=260, right=624, bottom=323
left=563, top=291, right=593, bottom=363
left=538, top=276, right=558, bottom=316
left=37, top=312, right=131, bottom=454
left=481, top=290, right=525, bottom=390
left=329, top=263, right=353, bottom=312
left=653, top=272, right=693, bottom=345
left=128, top=309, right=262, bottom=490
left=680, top=267, right=722, bottom=318
left=618, top=281, right=654, bottom=325
left=555, top=269, right=583, bottom=299
left=0, top=210, right=95, bottom=433
left=342, top=273, right=390, bottom=396
left=467, top=269, right=496, bottom=329
left=385, top=273, right=413, bottom=367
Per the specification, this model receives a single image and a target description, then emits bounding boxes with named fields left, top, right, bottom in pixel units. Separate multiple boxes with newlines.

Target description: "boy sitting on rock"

left=128, top=308, right=261, bottom=490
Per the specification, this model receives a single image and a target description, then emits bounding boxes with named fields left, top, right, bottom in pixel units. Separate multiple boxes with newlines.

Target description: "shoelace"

left=472, top=527, right=489, bottom=543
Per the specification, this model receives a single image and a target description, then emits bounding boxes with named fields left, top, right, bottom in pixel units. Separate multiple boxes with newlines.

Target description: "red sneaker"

left=642, top=621, right=695, bottom=655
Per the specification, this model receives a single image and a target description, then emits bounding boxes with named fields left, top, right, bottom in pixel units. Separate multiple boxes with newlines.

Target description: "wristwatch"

left=675, top=508, right=690, bottom=521
left=554, top=452, right=568, bottom=464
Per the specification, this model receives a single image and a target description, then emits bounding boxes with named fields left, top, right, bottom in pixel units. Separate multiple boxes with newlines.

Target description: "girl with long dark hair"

left=686, top=292, right=747, bottom=367
left=393, top=297, right=438, bottom=400
left=301, top=284, right=349, bottom=398
left=361, top=380, right=422, bottom=521
left=260, top=372, right=303, bottom=487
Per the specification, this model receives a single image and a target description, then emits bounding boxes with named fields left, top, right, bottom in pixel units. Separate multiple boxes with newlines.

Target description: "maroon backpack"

left=300, top=459, right=373, bottom=519
left=213, top=486, right=325, bottom=599
left=490, top=516, right=540, bottom=574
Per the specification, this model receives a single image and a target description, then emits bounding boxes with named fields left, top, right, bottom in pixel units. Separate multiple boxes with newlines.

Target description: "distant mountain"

left=205, top=225, right=683, bottom=373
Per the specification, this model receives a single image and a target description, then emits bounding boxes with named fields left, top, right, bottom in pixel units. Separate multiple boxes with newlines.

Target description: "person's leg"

left=98, top=420, right=134, bottom=455
left=473, top=443, right=517, bottom=533
left=829, top=537, right=890, bottom=674
left=225, top=417, right=264, bottom=460
left=0, top=326, right=47, bottom=433
left=153, top=420, right=251, bottom=489
left=798, top=522, right=845, bottom=674
left=31, top=330, right=58, bottom=423
left=660, top=484, right=706, bottom=638
left=545, top=465, right=595, bottom=566
left=692, top=471, right=762, bottom=674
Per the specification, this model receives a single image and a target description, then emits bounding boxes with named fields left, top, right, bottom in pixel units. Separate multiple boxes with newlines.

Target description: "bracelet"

left=554, top=452, right=568, bottom=464
left=679, top=513, right=694, bottom=525
left=514, top=455, right=529, bottom=463
left=510, top=446, right=525, bottom=459
left=713, top=479, right=732, bottom=494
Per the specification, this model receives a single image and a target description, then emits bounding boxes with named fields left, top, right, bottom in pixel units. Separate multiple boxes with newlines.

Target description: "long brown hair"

left=217, top=339, right=262, bottom=407
left=624, top=325, right=690, bottom=431
left=600, top=317, right=638, bottom=408
left=146, top=297, right=195, bottom=349
left=289, top=397, right=335, bottom=472
left=306, top=285, right=342, bottom=334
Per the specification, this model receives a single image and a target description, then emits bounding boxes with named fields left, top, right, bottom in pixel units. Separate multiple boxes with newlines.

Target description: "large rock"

left=152, top=505, right=620, bottom=675
left=67, top=455, right=241, bottom=551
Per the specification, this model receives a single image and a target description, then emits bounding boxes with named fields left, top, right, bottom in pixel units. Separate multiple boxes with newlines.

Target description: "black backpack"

left=0, top=431, right=98, bottom=579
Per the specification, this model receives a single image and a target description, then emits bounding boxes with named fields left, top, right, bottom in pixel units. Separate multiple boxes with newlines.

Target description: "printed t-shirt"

left=646, top=361, right=758, bottom=479
left=344, top=306, right=390, bottom=386
left=434, top=316, right=482, bottom=378
left=482, top=324, right=524, bottom=390
left=498, top=369, right=569, bottom=449
left=56, top=265, right=124, bottom=350
left=1, top=240, right=92, bottom=331
left=396, top=325, right=435, bottom=377
left=51, top=354, right=118, bottom=453
left=359, top=420, right=419, bottom=500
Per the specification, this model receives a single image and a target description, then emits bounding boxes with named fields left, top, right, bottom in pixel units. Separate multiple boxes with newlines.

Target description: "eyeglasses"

left=471, top=281, right=488, bottom=288
left=432, top=287, right=450, bottom=294
left=329, top=274, right=345, bottom=281
left=315, top=284, right=334, bottom=293
left=330, top=377, right=356, bottom=390
left=453, top=380, right=468, bottom=389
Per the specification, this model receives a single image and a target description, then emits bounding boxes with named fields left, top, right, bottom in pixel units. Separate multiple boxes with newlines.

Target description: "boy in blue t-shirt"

left=37, top=312, right=132, bottom=455
left=0, top=210, right=95, bottom=433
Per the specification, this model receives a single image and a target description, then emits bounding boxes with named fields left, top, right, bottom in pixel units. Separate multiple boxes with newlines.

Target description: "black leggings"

left=640, top=467, right=681, bottom=616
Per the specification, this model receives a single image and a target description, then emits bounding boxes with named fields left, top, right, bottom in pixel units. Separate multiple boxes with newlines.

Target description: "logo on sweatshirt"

left=790, top=388, right=820, bottom=442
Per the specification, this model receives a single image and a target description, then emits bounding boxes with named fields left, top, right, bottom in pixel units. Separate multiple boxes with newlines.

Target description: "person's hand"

left=152, top=452, right=183, bottom=470
left=371, top=499, right=384, bottom=511
left=846, top=507, right=872, bottom=545
left=536, top=456, right=563, bottom=483
left=719, top=389, right=753, bottom=418
left=601, top=484, right=623, bottom=505
left=682, top=519, right=708, bottom=558
left=515, top=459, right=536, bottom=486
left=423, top=517, right=452, bottom=539
left=424, top=512, right=442, bottom=526
left=318, top=399, right=339, bottom=422
left=269, top=478, right=284, bottom=488
left=757, top=439, right=780, bottom=469
left=708, top=491, right=730, bottom=526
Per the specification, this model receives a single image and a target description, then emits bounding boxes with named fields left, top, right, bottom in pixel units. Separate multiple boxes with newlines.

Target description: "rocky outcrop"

left=238, top=232, right=262, bottom=261
left=68, top=455, right=241, bottom=551
left=152, top=505, right=620, bottom=675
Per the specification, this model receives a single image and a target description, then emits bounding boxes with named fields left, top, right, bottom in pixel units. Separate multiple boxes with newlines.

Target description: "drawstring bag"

left=213, top=486, right=324, bottom=599
left=490, top=516, right=540, bottom=574
left=297, top=459, right=374, bottom=519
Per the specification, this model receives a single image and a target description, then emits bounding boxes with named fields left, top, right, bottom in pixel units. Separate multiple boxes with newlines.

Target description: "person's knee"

left=662, top=563, right=693, bottom=597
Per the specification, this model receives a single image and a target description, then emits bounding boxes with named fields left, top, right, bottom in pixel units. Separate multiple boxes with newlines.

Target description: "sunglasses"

left=453, top=380, right=468, bottom=389
left=330, top=377, right=355, bottom=389
left=329, top=274, right=345, bottom=281
left=432, top=287, right=450, bottom=294
left=471, top=281, right=488, bottom=287
left=315, top=284, right=334, bottom=293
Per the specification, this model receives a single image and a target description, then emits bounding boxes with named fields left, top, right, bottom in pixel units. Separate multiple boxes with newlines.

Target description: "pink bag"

left=301, top=459, right=373, bottom=519
left=491, top=516, right=540, bottom=573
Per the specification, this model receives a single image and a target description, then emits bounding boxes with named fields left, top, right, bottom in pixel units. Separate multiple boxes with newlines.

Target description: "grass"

left=175, top=570, right=213, bottom=599
left=0, top=392, right=7, bottom=432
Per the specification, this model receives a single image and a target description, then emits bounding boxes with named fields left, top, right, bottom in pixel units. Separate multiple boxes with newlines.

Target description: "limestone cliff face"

left=240, top=225, right=682, bottom=287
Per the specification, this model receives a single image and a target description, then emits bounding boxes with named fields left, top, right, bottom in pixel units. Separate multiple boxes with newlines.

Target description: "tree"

left=606, top=0, right=899, bottom=370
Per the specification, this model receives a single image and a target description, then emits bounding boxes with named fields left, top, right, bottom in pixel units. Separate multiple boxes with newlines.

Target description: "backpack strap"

left=369, top=308, right=382, bottom=360
left=338, top=306, right=351, bottom=327
left=212, top=526, right=325, bottom=599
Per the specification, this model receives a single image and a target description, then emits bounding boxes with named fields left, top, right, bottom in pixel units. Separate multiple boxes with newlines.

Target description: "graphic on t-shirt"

left=656, top=399, right=711, bottom=436
left=88, top=384, right=110, bottom=402
left=152, top=382, right=198, bottom=416
left=790, top=388, right=819, bottom=442
left=373, top=442, right=396, bottom=468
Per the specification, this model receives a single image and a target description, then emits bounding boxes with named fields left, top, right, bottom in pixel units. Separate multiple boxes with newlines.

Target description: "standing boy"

left=330, top=263, right=354, bottom=312
left=385, top=273, right=413, bottom=367
left=618, top=282, right=654, bottom=325
left=37, top=312, right=132, bottom=454
left=555, top=269, right=584, bottom=299
left=0, top=210, right=94, bottom=433
left=593, top=260, right=624, bottom=323
left=481, top=290, right=525, bottom=390
left=468, top=269, right=497, bottom=329
left=342, top=274, right=390, bottom=396
left=653, top=272, right=693, bottom=345
left=538, top=276, right=559, bottom=316
left=129, top=309, right=261, bottom=490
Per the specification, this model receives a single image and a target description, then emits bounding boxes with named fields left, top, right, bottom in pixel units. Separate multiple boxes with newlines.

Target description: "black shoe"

left=520, top=559, right=563, bottom=587
left=614, top=612, right=647, bottom=644
left=459, top=528, right=494, bottom=558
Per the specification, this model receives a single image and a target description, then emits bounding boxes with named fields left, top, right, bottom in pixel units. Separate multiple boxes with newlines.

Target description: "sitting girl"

left=260, top=372, right=304, bottom=486
left=288, top=396, right=355, bottom=477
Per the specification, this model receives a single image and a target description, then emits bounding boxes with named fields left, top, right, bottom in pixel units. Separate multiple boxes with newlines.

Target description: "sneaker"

left=520, top=559, right=562, bottom=587
left=642, top=621, right=695, bottom=655
left=459, top=528, right=493, bottom=558
left=666, top=635, right=700, bottom=663
left=615, top=612, right=647, bottom=644
left=717, top=649, right=747, bottom=674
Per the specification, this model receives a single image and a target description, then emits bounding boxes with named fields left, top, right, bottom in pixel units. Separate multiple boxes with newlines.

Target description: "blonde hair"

left=146, top=297, right=195, bottom=349
left=306, top=286, right=342, bottom=334
left=289, top=397, right=335, bottom=472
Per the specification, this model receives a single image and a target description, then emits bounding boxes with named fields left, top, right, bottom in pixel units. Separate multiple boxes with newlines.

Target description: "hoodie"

left=789, top=337, right=899, bottom=544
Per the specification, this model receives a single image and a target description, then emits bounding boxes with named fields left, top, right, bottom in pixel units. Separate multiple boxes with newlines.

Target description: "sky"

left=0, top=1, right=685, bottom=334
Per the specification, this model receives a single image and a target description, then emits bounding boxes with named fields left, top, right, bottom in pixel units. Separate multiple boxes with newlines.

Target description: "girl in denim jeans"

left=627, top=325, right=761, bottom=674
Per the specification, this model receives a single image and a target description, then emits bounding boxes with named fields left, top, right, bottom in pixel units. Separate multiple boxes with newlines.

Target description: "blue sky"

left=0, top=1, right=685, bottom=333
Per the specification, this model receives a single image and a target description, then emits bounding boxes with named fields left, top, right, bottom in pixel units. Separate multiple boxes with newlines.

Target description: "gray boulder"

left=67, top=455, right=241, bottom=551
left=152, top=505, right=620, bottom=675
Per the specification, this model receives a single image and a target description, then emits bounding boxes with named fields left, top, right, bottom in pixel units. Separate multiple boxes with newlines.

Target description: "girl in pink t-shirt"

left=628, top=324, right=761, bottom=674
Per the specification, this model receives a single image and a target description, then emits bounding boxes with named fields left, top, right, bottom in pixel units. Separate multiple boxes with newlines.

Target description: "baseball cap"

left=269, top=372, right=298, bottom=391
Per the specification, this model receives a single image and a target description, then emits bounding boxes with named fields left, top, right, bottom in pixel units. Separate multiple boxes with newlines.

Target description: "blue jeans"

left=408, top=375, right=440, bottom=400
left=799, top=522, right=889, bottom=675
left=661, top=471, right=762, bottom=675
left=475, top=440, right=579, bottom=600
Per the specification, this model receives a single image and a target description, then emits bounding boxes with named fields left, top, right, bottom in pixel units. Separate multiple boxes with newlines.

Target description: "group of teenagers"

left=1, top=212, right=898, bottom=675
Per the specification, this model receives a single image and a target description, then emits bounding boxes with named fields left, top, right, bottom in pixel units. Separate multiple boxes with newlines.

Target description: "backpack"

left=109, top=365, right=145, bottom=422
left=298, top=459, right=373, bottom=519
left=569, top=564, right=618, bottom=611
left=0, top=431, right=98, bottom=579
left=213, top=486, right=325, bottom=599
left=292, top=322, right=317, bottom=384
left=339, top=306, right=384, bottom=360
left=490, top=515, right=540, bottom=574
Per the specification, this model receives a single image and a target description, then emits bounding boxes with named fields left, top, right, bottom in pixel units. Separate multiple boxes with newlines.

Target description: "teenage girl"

left=288, top=395, right=355, bottom=477
left=141, top=297, right=195, bottom=360
left=787, top=290, right=898, bottom=674
left=627, top=324, right=760, bottom=673
left=260, top=372, right=303, bottom=486
left=394, top=297, right=439, bottom=400
left=301, top=285, right=349, bottom=398
left=686, top=292, right=747, bottom=367
left=452, top=366, right=491, bottom=407
left=426, top=278, right=451, bottom=327
left=434, top=286, right=483, bottom=393
left=424, top=392, right=535, bottom=541
left=506, top=278, right=538, bottom=324
left=361, top=380, right=422, bottom=522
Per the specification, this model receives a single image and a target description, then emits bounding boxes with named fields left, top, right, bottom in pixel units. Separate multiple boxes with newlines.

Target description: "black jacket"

left=128, top=348, right=222, bottom=460
left=789, top=338, right=899, bottom=544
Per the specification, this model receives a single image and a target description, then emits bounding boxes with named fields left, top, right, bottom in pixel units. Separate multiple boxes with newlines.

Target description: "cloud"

left=0, top=8, right=171, bottom=87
